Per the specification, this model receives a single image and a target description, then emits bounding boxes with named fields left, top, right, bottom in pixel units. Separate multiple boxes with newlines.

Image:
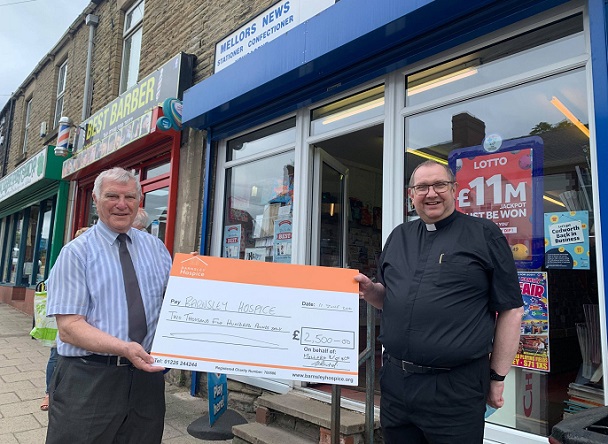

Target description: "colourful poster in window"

left=223, top=224, right=241, bottom=259
left=544, top=211, right=590, bottom=270
left=448, top=136, right=544, bottom=269
left=273, top=217, right=292, bottom=263
left=513, top=271, right=549, bottom=372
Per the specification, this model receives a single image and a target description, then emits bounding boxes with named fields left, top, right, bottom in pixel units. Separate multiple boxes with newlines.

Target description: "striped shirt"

left=47, top=220, right=172, bottom=356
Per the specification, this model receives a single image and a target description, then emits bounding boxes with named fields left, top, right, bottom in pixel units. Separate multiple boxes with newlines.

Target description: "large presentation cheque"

left=151, top=254, right=360, bottom=386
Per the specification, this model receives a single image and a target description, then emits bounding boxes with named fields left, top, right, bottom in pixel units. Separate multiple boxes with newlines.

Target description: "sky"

left=0, top=0, right=91, bottom=110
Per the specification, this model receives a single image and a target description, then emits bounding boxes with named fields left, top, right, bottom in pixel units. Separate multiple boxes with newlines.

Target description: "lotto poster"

left=513, top=271, right=549, bottom=372
left=448, top=136, right=544, bottom=269
left=544, top=211, right=590, bottom=270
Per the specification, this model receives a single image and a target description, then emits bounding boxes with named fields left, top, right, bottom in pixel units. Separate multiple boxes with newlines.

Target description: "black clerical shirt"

left=377, top=210, right=522, bottom=368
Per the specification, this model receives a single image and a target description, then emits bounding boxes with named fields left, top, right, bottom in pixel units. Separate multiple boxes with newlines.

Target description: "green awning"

left=0, top=146, right=66, bottom=217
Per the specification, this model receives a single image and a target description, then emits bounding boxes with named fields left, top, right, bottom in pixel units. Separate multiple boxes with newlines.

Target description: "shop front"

left=61, top=53, right=194, bottom=253
left=182, top=0, right=608, bottom=442
left=0, top=145, right=68, bottom=314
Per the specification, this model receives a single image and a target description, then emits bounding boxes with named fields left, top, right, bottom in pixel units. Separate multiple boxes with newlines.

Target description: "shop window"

left=145, top=161, right=170, bottom=179
left=29, top=198, right=55, bottom=285
left=34, top=199, right=55, bottom=284
left=1, top=216, right=14, bottom=282
left=223, top=152, right=294, bottom=262
left=8, top=211, right=25, bottom=285
left=223, top=121, right=296, bottom=262
left=404, top=13, right=595, bottom=437
left=0, top=199, right=55, bottom=286
left=227, top=118, right=296, bottom=162
left=310, top=85, right=384, bottom=136
left=0, top=217, right=9, bottom=281
left=22, top=98, right=32, bottom=154
left=120, top=0, right=145, bottom=93
left=20, top=205, right=39, bottom=286
left=406, top=15, right=584, bottom=108
left=53, top=60, right=68, bottom=128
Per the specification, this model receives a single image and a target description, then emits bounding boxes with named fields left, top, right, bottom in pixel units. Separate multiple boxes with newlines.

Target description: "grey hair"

left=133, top=207, right=149, bottom=230
left=409, top=160, right=455, bottom=186
left=92, top=167, right=142, bottom=200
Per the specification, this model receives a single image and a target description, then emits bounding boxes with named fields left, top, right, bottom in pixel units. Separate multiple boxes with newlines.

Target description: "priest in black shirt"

left=356, top=160, right=523, bottom=444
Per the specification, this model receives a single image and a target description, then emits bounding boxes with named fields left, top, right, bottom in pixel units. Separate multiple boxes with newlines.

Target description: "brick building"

left=0, top=0, right=275, bottom=312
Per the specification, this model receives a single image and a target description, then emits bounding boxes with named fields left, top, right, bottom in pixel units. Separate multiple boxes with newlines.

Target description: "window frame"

left=119, top=0, right=145, bottom=93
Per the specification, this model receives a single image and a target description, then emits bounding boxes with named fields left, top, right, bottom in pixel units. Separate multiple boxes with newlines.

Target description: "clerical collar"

left=423, top=211, right=458, bottom=231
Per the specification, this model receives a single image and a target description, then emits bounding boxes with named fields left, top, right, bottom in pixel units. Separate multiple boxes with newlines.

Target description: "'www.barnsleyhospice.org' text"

left=292, top=373, right=353, bottom=384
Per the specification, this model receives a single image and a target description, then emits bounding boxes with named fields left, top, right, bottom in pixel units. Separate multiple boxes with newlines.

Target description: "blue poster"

left=223, top=224, right=241, bottom=259
left=273, top=217, right=292, bottom=263
left=207, top=373, right=228, bottom=426
left=544, top=211, right=589, bottom=269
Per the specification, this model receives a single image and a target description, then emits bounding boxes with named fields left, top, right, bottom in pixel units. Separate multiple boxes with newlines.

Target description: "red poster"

left=449, top=136, right=544, bottom=269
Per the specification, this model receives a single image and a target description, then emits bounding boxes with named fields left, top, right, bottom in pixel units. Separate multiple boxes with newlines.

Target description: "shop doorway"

left=309, top=124, right=383, bottom=402
left=311, top=148, right=349, bottom=268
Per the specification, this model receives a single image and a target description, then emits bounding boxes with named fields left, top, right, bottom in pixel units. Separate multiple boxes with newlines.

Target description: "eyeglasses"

left=409, top=181, right=454, bottom=195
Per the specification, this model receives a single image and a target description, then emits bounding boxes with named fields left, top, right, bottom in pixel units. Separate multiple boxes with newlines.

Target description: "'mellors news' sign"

left=214, top=0, right=334, bottom=73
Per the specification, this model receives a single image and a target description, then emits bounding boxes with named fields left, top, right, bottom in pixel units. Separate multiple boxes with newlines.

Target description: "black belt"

left=75, top=354, right=134, bottom=367
left=386, top=354, right=451, bottom=374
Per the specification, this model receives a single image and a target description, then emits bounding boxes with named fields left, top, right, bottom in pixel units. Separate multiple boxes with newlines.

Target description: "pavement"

left=0, top=302, right=232, bottom=444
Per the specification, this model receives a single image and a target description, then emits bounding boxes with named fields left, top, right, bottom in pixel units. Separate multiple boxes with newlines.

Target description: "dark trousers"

left=46, top=347, right=58, bottom=393
left=45, top=356, right=165, bottom=444
left=380, top=354, right=490, bottom=444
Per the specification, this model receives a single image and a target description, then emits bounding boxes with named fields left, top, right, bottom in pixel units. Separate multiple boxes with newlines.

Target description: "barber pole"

left=54, top=116, right=72, bottom=157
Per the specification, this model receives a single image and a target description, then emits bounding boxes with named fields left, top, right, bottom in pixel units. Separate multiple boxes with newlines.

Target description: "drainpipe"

left=63, top=13, right=99, bottom=245
left=82, top=14, right=99, bottom=121
left=2, top=97, right=15, bottom=176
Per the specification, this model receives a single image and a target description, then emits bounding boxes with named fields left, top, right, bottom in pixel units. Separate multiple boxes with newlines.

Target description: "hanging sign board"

left=151, top=254, right=359, bottom=386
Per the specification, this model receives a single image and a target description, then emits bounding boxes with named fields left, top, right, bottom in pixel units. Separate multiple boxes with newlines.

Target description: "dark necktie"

left=117, top=233, right=147, bottom=343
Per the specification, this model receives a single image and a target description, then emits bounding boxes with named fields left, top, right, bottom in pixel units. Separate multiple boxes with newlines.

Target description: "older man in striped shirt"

left=45, top=167, right=172, bottom=444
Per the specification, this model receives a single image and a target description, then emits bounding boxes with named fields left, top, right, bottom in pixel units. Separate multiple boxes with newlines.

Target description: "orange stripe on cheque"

left=171, top=254, right=359, bottom=294
left=151, top=352, right=358, bottom=375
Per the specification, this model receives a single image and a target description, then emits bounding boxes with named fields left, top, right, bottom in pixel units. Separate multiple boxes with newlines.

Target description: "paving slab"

left=0, top=303, right=238, bottom=443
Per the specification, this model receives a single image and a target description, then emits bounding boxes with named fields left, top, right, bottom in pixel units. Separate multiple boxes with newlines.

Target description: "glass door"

left=311, top=148, right=349, bottom=268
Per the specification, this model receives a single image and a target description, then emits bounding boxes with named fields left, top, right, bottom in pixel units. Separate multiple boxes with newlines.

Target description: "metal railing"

left=330, top=303, right=376, bottom=444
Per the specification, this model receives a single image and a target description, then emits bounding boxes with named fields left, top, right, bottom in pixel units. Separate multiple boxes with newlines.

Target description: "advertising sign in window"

left=544, top=211, right=590, bottom=270
left=513, top=271, right=549, bottom=372
left=448, top=136, right=544, bottom=269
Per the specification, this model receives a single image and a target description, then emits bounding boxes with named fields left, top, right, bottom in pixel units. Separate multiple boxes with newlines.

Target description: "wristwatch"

left=490, top=369, right=506, bottom=381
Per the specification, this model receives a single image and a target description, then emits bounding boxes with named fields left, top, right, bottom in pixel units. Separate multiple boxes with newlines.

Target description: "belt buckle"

left=402, top=360, right=414, bottom=371
left=116, top=356, right=130, bottom=367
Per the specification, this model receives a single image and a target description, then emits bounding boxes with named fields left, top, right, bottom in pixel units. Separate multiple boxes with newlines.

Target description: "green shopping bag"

left=30, top=281, right=57, bottom=347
